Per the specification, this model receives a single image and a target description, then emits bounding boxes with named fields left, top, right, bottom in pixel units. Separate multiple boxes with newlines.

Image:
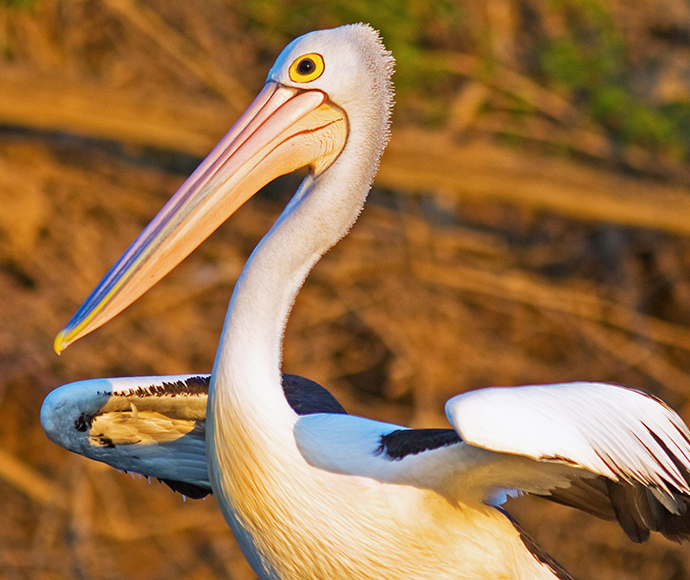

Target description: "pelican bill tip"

left=53, top=330, right=68, bottom=355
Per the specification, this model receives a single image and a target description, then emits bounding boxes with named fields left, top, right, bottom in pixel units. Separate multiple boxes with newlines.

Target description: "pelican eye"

left=289, top=53, right=325, bottom=83
left=298, top=58, right=315, bottom=74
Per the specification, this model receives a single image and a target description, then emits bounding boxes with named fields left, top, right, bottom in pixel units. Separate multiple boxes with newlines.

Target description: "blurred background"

left=2, top=0, right=690, bottom=578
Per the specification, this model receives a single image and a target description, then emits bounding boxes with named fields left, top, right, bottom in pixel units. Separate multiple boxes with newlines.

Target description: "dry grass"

left=2, top=1, right=690, bottom=579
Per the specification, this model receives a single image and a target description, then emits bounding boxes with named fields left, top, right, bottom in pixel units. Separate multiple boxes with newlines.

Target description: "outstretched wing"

left=446, top=382, right=690, bottom=542
left=41, top=373, right=347, bottom=499
left=44, top=373, right=690, bottom=542
left=41, top=375, right=212, bottom=498
left=295, top=381, right=690, bottom=543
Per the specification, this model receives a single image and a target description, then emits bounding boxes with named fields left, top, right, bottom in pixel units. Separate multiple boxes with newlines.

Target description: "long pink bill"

left=55, top=82, right=348, bottom=353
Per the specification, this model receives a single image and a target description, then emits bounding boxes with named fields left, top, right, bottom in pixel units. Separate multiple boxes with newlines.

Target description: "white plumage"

left=43, top=23, right=690, bottom=579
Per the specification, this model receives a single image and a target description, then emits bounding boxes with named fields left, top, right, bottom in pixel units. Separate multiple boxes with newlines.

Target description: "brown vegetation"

left=2, top=1, right=690, bottom=578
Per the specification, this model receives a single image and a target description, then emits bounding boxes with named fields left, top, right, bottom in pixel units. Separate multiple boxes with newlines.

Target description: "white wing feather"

left=447, top=382, right=690, bottom=503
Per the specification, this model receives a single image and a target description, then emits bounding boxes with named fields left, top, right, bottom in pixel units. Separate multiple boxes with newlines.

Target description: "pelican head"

left=55, top=24, right=394, bottom=352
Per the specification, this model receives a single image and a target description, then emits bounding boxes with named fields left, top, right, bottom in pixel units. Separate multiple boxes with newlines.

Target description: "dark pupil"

left=297, top=58, right=316, bottom=75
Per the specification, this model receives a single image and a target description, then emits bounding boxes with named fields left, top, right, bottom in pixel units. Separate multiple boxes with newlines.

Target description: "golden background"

left=2, top=0, right=690, bottom=578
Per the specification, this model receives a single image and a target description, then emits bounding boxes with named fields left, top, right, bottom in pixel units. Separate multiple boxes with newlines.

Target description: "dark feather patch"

left=539, top=475, right=690, bottom=544
left=378, top=428, right=461, bottom=460
left=75, top=413, right=91, bottom=432
left=159, top=479, right=212, bottom=499
left=543, top=477, right=616, bottom=521
left=121, top=375, right=211, bottom=399
left=607, top=480, right=651, bottom=543
left=91, top=433, right=116, bottom=449
left=282, top=374, right=348, bottom=416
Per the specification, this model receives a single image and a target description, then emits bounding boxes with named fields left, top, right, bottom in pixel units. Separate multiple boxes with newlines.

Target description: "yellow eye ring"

left=289, top=53, right=325, bottom=83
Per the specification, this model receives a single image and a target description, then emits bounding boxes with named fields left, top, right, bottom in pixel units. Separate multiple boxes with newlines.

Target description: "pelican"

left=42, top=24, right=690, bottom=579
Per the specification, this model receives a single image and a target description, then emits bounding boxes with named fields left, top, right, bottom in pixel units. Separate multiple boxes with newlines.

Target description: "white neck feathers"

left=210, top=24, right=394, bottom=429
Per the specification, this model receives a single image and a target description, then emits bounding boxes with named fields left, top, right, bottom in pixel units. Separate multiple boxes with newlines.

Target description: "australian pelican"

left=42, top=24, right=690, bottom=579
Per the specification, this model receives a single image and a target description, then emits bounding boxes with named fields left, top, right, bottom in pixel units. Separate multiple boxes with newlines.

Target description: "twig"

left=414, top=262, right=690, bottom=353
left=575, top=317, right=690, bottom=399
left=0, top=68, right=222, bottom=155
left=85, top=463, right=141, bottom=542
left=474, top=112, right=690, bottom=184
left=435, top=51, right=577, bottom=123
left=378, top=128, right=690, bottom=237
left=437, top=51, right=690, bottom=185
left=103, top=0, right=252, bottom=115
left=0, top=448, right=67, bottom=509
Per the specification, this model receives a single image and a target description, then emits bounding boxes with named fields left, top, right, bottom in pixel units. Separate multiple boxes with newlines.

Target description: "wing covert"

left=446, top=381, right=690, bottom=541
